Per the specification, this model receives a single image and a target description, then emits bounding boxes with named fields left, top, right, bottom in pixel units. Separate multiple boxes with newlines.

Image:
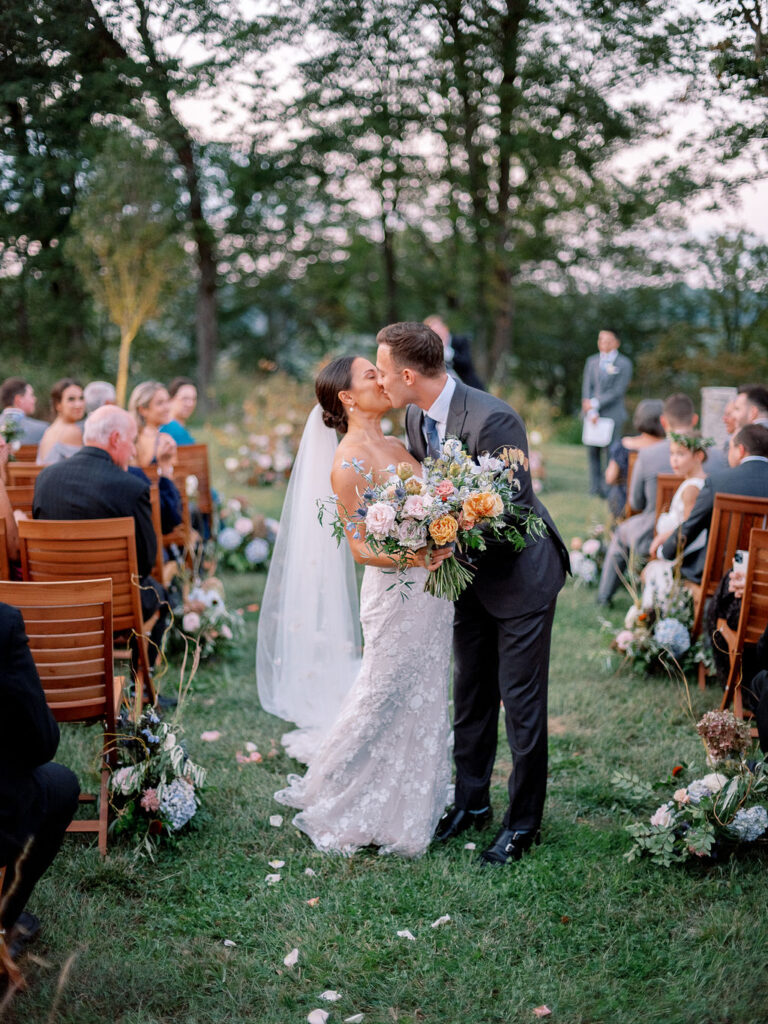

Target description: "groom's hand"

left=410, top=545, right=453, bottom=572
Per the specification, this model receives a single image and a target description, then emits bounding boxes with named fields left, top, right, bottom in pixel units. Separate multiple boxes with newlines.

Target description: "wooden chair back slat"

left=623, top=450, right=639, bottom=518
left=0, top=518, right=8, bottom=580
left=17, top=517, right=154, bottom=702
left=6, top=462, right=43, bottom=486
left=654, top=474, right=679, bottom=523
left=173, top=443, right=212, bottom=515
left=0, top=578, right=119, bottom=854
left=5, top=483, right=34, bottom=515
left=14, top=443, right=38, bottom=462
left=692, top=494, right=768, bottom=637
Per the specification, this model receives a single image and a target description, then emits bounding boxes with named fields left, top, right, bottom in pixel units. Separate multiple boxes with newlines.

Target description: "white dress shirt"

left=424, top=375, right=456, bottom=445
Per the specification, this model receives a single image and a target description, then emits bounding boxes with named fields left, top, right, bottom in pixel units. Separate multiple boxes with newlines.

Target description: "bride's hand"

left=409, top=545, right=454, bottom=572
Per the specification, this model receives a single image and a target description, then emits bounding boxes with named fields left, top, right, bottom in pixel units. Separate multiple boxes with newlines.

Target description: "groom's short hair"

left=376, top=322, right=445, bottom=377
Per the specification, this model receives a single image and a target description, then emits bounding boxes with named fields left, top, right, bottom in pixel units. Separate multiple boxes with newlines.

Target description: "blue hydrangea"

left=218, top=527, right=242, bottom=551
left=159, top=777, right=198, bottom=831
left=653, top=617, right=690, bottom=657
left=728, top=805, right=768, bottom=842
left=244, top=538, right=270, bottom=565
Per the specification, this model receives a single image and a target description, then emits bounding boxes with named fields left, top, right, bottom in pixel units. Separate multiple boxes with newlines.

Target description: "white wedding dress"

left=257, top=404, right=454, bottom=858
left=275, top=565, right=454, bottom=857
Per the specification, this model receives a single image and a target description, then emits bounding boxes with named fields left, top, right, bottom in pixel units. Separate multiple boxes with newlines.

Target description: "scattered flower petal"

left=269, top=815, right=283, bottom=827
left=245, top=741, right=258, bottom=752
left=265, top=873, right=281, bottom=885
left=283, top=948, right=299, bottom=967
left=307, top=897, right=320, bottom=906
left=431, top=915, right=451, bottom=928
left=200, top=730, right=221, bottom=742
left=304, top=867, right=317, bottom=877
left=533, top=1008, right=552, bottom=1018
left=463, top=842, right=476, bottom=850
left=236, top=750, right=263, bottom=764
left=397, top=929, right=416, bottom=941
left=223, top=939, right=236, bottom=948
left=320, top=991, right=342, bottom=1002
left=269, top=860, right=285, bottom=869
left=307, top=1011, right=329, bottom=1024
left=345, top=1016, right=365, bottom=1023
left=246, top=603, right=260, bottom=612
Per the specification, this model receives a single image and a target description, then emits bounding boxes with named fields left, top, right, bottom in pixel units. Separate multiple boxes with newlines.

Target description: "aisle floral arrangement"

left=615, top=710, right=767, bottom=865
left=109, top=705, right=207, bottom=856
left=0, top=416, right=22, bottom=456
left=320, top=437, right=545, bottom=600
left=216, top=497, right=278, bottom=572
left=169, top=576, right=245, bottom=661
left=569, top=525, right=607, bottom=586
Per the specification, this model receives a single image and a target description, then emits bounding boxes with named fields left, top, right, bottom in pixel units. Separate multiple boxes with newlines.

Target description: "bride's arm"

left=331, top=461, right=450, bottom=570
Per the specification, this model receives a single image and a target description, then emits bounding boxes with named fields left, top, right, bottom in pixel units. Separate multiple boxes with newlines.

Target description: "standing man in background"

left=581, top=330, right=633, bottom=497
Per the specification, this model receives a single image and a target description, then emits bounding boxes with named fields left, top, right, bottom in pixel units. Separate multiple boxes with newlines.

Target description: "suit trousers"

left=452, top=587, right=557, bottom=831
left=0, top=762, right=80, bottom=930
left=587, top=445, right=607, bottom=497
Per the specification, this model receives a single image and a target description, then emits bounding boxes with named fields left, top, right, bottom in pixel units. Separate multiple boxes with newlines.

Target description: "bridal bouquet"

left=320, top=437, right=545, bottom=600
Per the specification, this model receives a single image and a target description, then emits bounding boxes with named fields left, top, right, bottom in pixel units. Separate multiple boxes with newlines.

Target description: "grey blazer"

left=405, top=382, right=569, bottom=617
left=581, top=352, right=632, bottom=433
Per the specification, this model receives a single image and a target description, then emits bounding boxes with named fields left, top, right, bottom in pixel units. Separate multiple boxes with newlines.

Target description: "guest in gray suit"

left=376, top=322, right=569, bottom=867
left=0, top=377, right=48, bottom=445
left=597, top=393, right=713, bottom=606
left=581, top=330, right=633, bottom=497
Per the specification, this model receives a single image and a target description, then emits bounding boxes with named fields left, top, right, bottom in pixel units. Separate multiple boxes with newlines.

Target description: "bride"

left=257, top=355, right=454, bottom=857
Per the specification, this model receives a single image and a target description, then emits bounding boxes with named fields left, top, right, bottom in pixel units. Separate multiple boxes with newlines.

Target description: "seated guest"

left=731, top=384, right=768, bottom=431
left=32, top=406, right=169, bottom=666
left=640, top=433, right=710, bottom=610
left=604, top=399, right=665, bottom=521
left=128, top=381, right=172, bottom=468
left=659, top=424, right=768, bottom=582
left=37, top=379, right=85, bottom=465
left=83, top=380, right=116, bottom=415
left=0, top=601, right=80, bottom=957
left=0, top=377, right=47, bottom=445
left=0, top=438, right=20, bottom=569
left=160, top=377, right=197, bottom=445
left=129, top=433, right=183, bottom=536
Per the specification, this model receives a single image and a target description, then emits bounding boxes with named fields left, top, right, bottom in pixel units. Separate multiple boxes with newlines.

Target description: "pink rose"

left=673, top=788, right=690, bottom=805
left=615, top=629, right=634, bottom=652
left=183, top=611, right=201, bottom=633
left=650, top=803, right=674, bottom=828
left=435, top=480, right=455, bottom=500
left=402, top=494, right=432, bottom=520
left=365, top=502, right=396, bottom=539
left=582, top=538, right=600, bottom=557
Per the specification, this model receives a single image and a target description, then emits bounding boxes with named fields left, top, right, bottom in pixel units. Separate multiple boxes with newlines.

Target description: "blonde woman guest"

left=160, top=377, right=197, bottom=446
left=128, top=381, right=171, bottom=468
left=37, top=379, right=85, bottom=465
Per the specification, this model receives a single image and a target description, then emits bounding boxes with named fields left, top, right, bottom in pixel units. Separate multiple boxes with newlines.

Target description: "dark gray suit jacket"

left=33, top=446, right=156, bottom=578
left=405, top=381, right=569, bottom=617
left=660, top=458, right=768, bottom=580
left=581, top=352, right=632, bottom=435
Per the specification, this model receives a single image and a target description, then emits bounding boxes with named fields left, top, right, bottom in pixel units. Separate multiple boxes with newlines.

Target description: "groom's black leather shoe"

left=433, top=805, right=492, bottom=842
left=479, top=827, right=541, bottom=866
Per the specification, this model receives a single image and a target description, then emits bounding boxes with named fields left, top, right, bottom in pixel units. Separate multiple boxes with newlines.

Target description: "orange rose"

left=462, top=492, right=504, bottom=527
left=429, top=514, right=459, bottom=546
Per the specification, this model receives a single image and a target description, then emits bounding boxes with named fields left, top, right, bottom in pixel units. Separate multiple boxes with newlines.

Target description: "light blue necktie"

left=424, top=414, right=441, bottom=459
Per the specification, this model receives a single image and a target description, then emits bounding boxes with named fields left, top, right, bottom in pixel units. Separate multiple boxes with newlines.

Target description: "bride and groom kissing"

left=257, top=321, right=569, bottom=865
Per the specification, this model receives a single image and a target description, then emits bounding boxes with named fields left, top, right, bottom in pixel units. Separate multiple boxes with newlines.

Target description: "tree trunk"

left=381, top=211, right=398, bottom=323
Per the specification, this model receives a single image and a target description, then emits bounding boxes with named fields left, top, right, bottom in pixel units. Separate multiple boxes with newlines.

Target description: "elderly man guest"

left=83, top=380, right=116, bottom=415
left=32, top=405, right=168, bottom=667
left=581, top=330, right=633, bottom=497
left=0, top=377, right=48, bottom=445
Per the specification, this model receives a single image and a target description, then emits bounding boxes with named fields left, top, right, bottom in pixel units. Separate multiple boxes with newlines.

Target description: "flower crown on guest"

left=668, top=430, right=715, bottom=455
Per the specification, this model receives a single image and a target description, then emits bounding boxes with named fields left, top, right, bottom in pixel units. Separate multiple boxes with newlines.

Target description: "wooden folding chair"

left=718, top=528, right=768, bottom=737
left=5, top=483, right=34, bottom=517
left=0, top=578, right=121, bottom=855
left=148, top=483, right=188, bottom=588
left=6, top=462, right=43, bottom=487
left=13, top=443, right=38, bottom=462
left=654, top=473, right=679, bottom=522
left=0, top=518, right=8, bottom=580
left=173, top=444, right=213, bottom=517
left=18, top=518, right=156, bottom=705
left=623, top=450, right=639, bottom=518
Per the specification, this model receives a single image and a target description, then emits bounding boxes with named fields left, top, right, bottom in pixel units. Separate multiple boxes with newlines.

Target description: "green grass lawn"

left=6, top=444, right=768, bottom=1024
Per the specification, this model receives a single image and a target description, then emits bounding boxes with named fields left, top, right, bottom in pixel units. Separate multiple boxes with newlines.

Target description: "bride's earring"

left=349, top=404, right=355, bottom=412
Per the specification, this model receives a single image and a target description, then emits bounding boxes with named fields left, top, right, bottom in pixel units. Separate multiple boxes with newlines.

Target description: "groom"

left=376, top=322, right=569, bottom=866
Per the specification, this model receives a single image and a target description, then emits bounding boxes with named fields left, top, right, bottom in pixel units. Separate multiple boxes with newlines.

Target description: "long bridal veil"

left=256, top=404, right=362, bottom=762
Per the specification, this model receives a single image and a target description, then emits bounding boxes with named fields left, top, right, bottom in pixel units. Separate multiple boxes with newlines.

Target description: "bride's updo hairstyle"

left=375, top=322, right=444, bottom=377
left=316, top=356, right=356, bottom=434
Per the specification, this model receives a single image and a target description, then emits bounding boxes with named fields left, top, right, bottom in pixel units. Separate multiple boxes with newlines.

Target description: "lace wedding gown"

left=274, top=564, right=454, bottom=858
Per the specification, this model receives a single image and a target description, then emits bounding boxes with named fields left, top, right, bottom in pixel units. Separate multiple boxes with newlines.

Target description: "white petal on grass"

left=265, top=873, right=281, bottom=885
left=463, top=842, right=476, bottom=850
left=283, top=948, right=299, bottom=967
left=269, top=814, right=283, bottom=827
left=396, top=929, right=416, bottom=941
left=245, top=741, right=258, bottom=752
left=307, top=1011, right=330, bottom=1024
left=304, top=867, right=317, bottom=876
left=431, top=915, right=451, bottom=928
left=268, top=859, right=285, bottom=868
left=320, top=990, right=342, bottom=1001
left=345, top=1016, right=365, bottom=1023
left=222, top=939, right=236, bottom=948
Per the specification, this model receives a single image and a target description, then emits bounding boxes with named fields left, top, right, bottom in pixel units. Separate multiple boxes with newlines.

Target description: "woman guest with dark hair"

left=160, top=378, right=198, bottom=446
left=604, top=399, right=665, bottom=521
left=36, top=379, right=85, bottom=465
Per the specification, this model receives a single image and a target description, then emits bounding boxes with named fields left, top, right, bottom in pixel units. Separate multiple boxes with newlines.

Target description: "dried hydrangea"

left=696, top=710, right=752, bottom=763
